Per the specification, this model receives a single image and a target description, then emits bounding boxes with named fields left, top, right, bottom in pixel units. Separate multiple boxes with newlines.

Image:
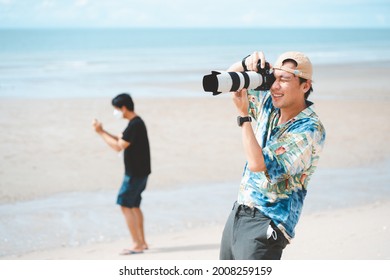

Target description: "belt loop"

left=234, top=202, right=241, bottom=218
left=252, top=208, right=255, bottom=218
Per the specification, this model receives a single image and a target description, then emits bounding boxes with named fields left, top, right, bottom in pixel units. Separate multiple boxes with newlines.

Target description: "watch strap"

left=237, top=116, right=252, bottom=126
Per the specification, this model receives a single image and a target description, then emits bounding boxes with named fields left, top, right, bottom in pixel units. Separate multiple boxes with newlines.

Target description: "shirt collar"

left=296, top=100, right=316, bottom=119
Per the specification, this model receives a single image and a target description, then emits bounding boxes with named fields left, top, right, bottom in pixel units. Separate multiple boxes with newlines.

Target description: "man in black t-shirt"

left=93, top=93, right=151, bottom=255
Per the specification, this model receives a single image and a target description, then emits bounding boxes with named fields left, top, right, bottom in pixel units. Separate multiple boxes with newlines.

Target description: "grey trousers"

left=219, top=202, right=288, bottom=260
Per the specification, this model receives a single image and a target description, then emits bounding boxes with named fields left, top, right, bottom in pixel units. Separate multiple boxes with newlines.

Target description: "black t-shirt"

left=122, top=116, right=151, bottom=177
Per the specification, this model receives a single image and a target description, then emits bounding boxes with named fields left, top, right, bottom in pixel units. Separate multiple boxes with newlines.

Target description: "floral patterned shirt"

left=237, top=90, right=326, bottom=241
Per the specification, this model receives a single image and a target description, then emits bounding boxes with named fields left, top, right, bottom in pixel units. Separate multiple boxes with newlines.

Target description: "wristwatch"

left=237, top=116, right=252, bottom=127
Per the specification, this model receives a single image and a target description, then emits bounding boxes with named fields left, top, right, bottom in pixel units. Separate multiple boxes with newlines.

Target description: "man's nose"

left=271, top=79, right=280, bottom=90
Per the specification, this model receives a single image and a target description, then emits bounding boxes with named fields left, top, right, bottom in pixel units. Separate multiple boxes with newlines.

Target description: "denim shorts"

left=117, top=175, right=148, bottom=208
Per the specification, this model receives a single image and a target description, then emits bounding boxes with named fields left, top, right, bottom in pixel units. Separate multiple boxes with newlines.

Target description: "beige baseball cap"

left=273, top=51, right=313, bottom=80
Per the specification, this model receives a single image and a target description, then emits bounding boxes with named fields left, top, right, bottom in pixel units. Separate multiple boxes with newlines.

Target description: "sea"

left=1, top=28, right=390, bottom=257
left=0, top=28, right=390, bottom=99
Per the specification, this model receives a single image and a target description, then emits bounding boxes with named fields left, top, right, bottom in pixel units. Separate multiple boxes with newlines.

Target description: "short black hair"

left=112, top=93, right=134, bottom=111
left=282, top=59, right=313, bottom=99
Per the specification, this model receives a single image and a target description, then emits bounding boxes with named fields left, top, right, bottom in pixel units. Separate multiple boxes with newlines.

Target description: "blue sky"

left=0, top=0, right=389, bottom=28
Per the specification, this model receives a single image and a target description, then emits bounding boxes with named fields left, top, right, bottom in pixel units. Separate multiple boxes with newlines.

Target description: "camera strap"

left=241, top=55, right=250, bottom=71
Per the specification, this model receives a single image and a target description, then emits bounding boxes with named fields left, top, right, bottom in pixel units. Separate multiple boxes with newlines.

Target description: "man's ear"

left=302, top=80, right=311, bottom=93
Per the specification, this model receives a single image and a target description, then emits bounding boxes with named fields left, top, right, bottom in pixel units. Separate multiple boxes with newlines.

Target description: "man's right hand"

left=92, top=118, right=103, bottom=134
left=232, top=89, right=250, bottom=117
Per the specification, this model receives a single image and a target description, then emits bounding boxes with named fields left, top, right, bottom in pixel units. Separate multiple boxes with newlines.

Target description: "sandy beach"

left=4, top=201, right=388, bottom=260
left=1, top=63, right=390, bottom=260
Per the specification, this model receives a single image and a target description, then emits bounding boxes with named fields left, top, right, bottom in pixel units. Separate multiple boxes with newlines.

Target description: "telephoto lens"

left=202, top=62, right=275, bottom=95
left=203, top=71, right=263, bottom=95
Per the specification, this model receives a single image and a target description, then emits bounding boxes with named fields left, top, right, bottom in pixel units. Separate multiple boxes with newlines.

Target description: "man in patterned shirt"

left=220, top=51, right=326, bottom=260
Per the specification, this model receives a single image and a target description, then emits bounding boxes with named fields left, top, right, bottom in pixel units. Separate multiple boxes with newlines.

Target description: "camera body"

left=202, top=61, right=275, bottom=95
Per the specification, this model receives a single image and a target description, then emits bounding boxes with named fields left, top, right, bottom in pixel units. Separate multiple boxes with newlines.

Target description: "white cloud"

left=75, top=0, right=88, bottom=7
left=375, top=14, right=387, bottom=25
left=41, top=0, right=55, bottom=8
